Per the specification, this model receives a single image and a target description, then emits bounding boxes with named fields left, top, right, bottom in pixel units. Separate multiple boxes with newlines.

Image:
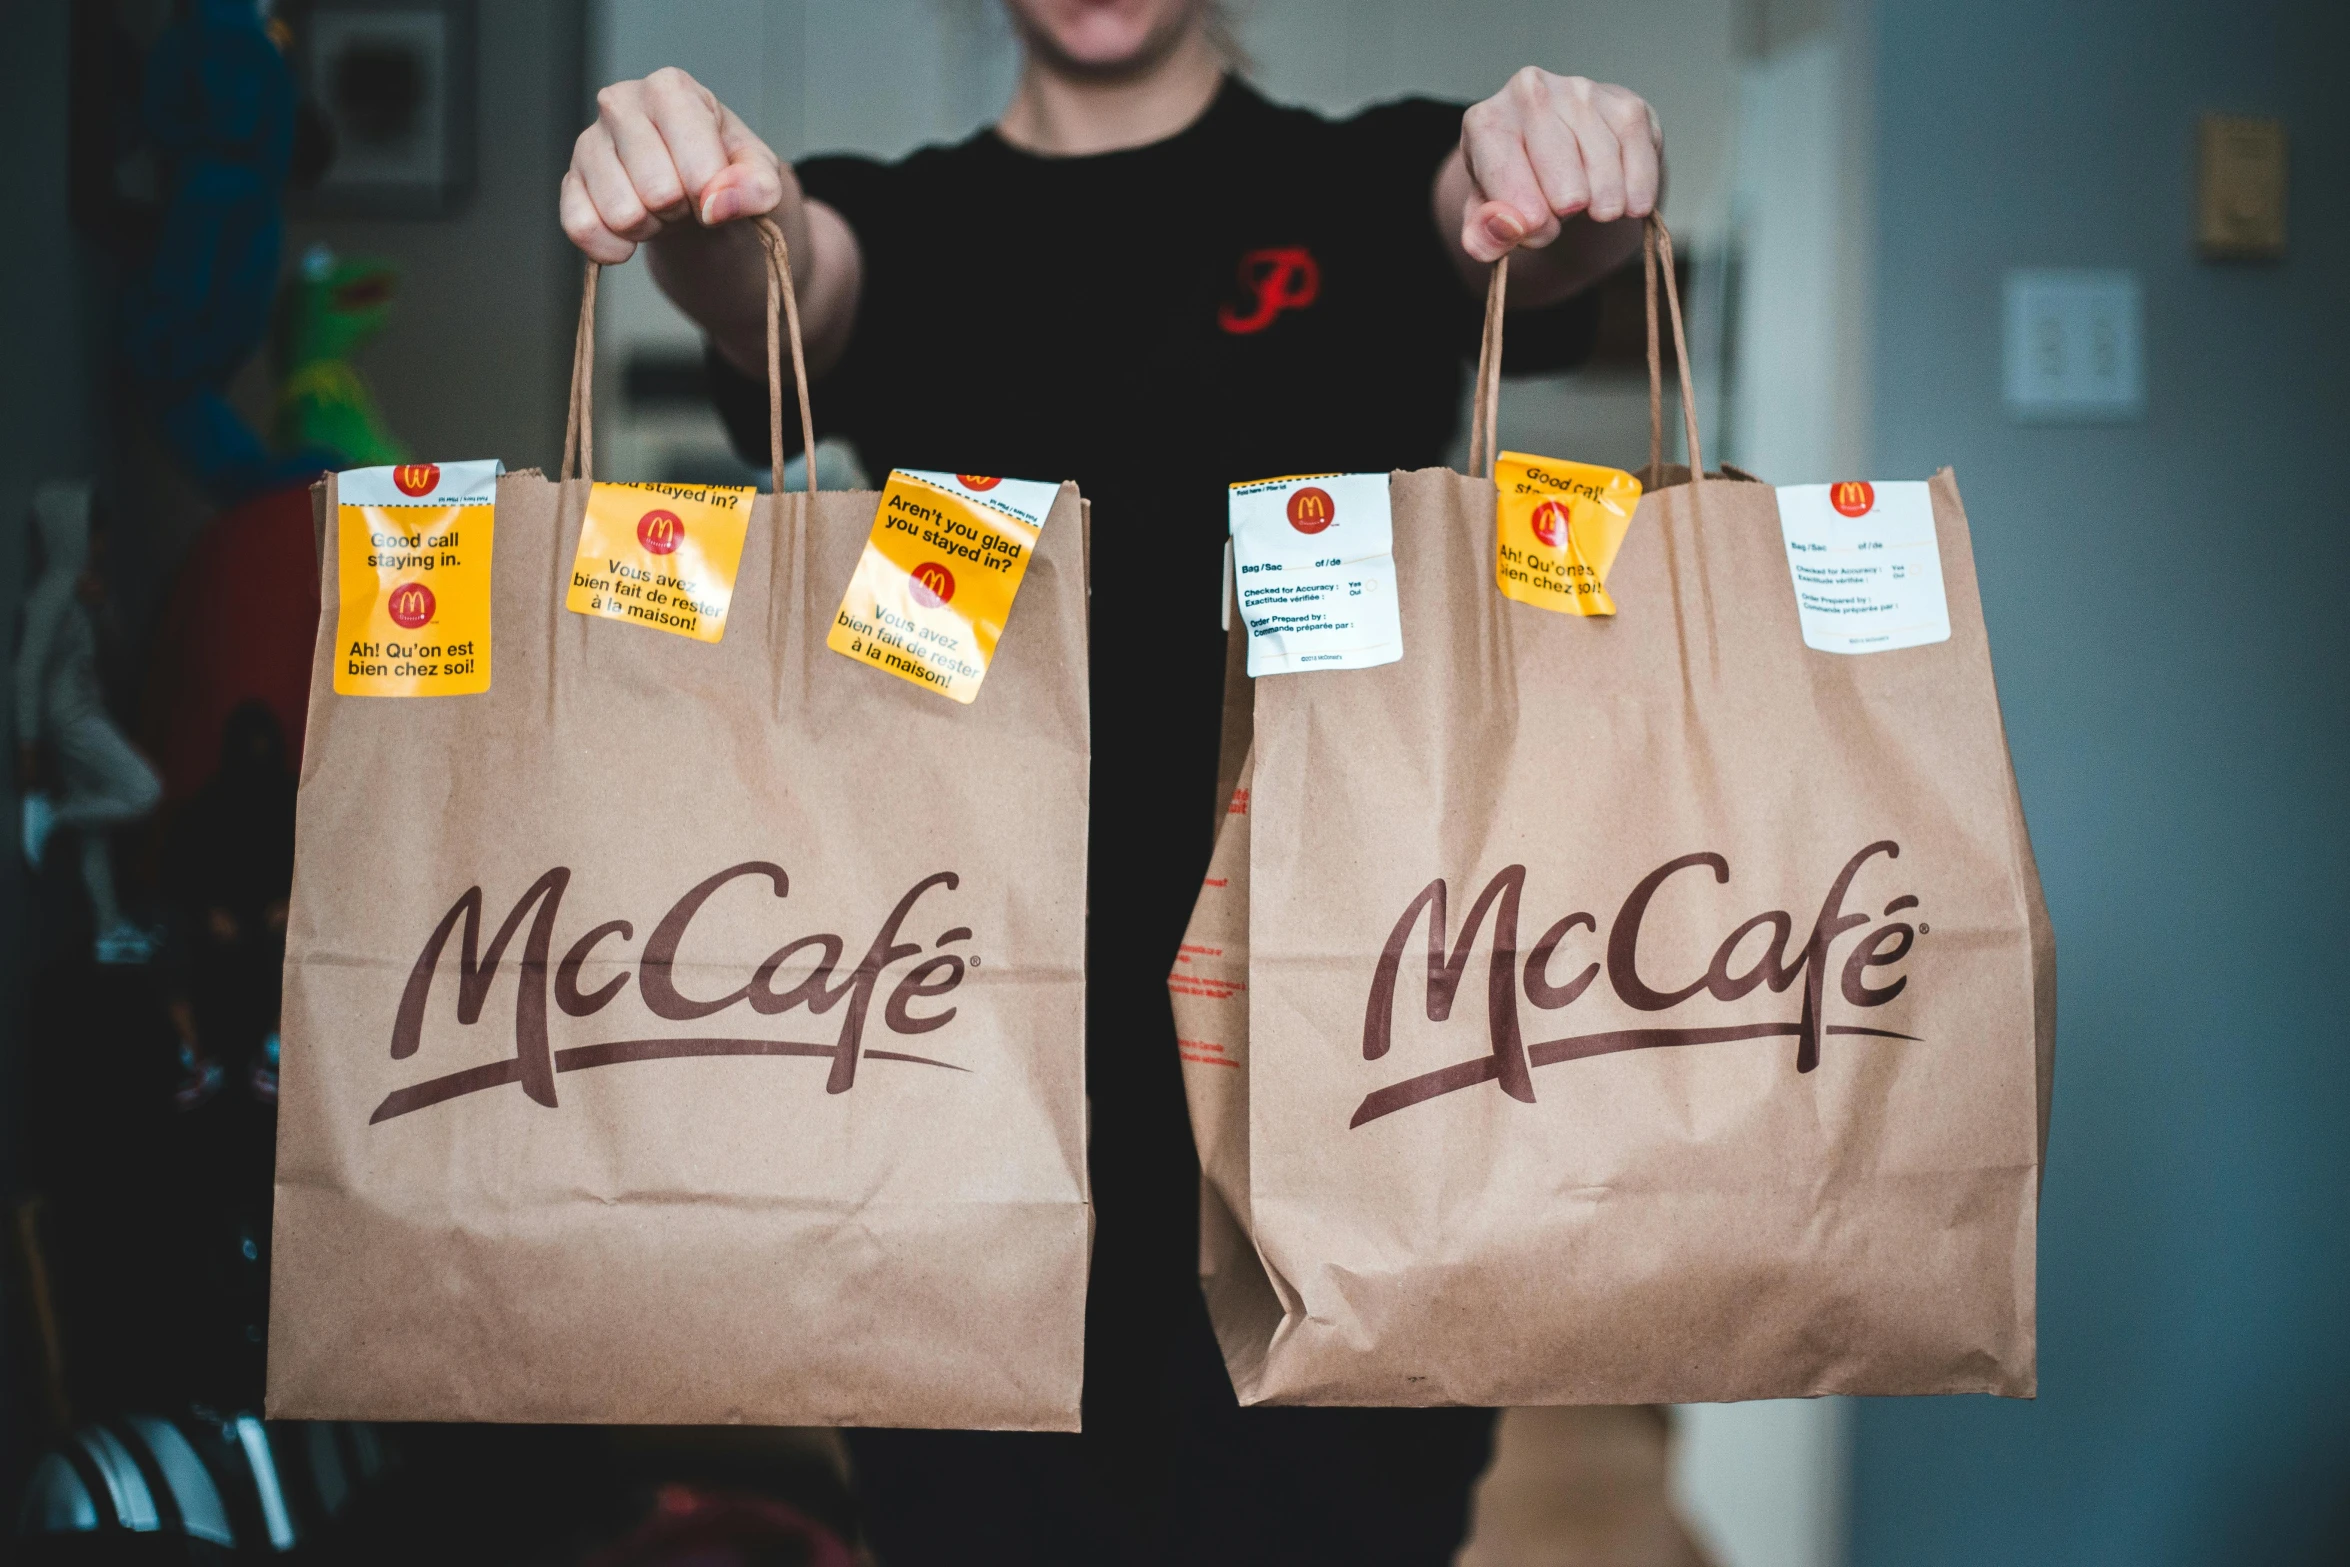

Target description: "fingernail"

left=701, top=193, right=729, bottom=225
left=1485, top=214, right=1521, bottom=248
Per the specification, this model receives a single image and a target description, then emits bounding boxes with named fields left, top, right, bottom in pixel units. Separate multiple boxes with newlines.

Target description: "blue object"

left=120, top=0, right=330, bottom=500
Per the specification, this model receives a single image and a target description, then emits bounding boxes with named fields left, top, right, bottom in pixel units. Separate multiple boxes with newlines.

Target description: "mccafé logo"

left=369, top=863, right=974, bottom=1124
left=1287, top=486, right=1336, bottom=535
left=1529, top=499, right=1569, bottom=549
left=910, top=561, right=956, bottom=609
left=1830, top=481, right=1876, bottom=518
left=387, top=581, right=435, bottom=629
left=1352, top=841, right=1921, bottom=1128
left=392, top=463, right=441, bottom=498
left=956, top=475, right=1001, bottom=491
left=637, top=508, right=684, bottom=555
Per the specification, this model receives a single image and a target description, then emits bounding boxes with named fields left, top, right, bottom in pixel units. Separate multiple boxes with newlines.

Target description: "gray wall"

left=0, top=5, right=100, bottom=520
left=280, top=0, right=587, bottom=474
left=1855, top=0, right=2350, bottom=1561
left=1, top=0, right=586, bottom=650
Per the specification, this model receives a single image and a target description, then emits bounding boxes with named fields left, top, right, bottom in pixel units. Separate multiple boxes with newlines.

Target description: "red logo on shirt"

left=1287, top=486, right=1336, bottom=534
left=1219, top=247, right=1321, bottom=335
left=637, top=509, right=684, bottom=555
left=1529, top=500, right=1570, bottom=549
left=1830, top=481, right=1876, bottom=518
left=910, top=562, right=956, bottom=609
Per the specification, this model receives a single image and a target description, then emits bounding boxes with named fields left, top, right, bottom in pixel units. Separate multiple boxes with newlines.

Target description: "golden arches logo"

left=1830, top=481, right=1876, bottom=518
left=387, top=580, right=436, bottom=629
left=910, top=561, right=956, bottom=609
left=956, top=475, right=1001, bottom=491
left=636, top=509, right=684, bottom=555
left=1286, top=485, right=1336, bottom=535
left=1529, top=499, right=1571, bottom=549
left=392, top=463, right=441, bottom=497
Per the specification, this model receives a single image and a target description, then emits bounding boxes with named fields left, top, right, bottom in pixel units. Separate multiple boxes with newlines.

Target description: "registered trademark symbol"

left=1919, top=923, right=1930, bottom=935
left=970, top=955, right=982, bottom=966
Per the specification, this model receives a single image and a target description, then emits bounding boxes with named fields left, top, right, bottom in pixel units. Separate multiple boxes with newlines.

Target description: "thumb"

left=1462, top=197, right=1531, bottom=263
left=698, top=158, right=784, bottom=226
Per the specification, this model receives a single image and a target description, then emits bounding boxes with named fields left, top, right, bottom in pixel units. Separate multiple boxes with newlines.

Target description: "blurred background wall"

left=1856, top=0, right=2350, bottom=1561
left=244, top=0, right=588, bottom=472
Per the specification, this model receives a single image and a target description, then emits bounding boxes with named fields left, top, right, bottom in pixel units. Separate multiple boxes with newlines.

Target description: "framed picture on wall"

left=293, top=0, right=477, bottom=217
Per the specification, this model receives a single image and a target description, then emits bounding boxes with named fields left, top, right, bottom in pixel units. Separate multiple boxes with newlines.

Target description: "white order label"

left=1227, top=472, right=1402, bottom=676
left=897, top=468, right=1062, bottom=528
left=336, top=459, right=503, bottom=507
left=1774, top=481, right=1951, bottom=654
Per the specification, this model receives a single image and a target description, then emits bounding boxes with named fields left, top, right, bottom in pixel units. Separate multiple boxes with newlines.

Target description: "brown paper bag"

left=1174, top=218, right=2053, bottom=1406
left=269, top=222, right=1092, bottom=1429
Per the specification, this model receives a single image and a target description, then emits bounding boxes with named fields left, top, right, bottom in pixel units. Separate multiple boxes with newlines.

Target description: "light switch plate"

left=2003, top=269, right=2145, bottom=423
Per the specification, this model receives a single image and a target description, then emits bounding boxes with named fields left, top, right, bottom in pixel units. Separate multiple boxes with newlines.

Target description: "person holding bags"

left=562, top=2, right=1662, bottom=1561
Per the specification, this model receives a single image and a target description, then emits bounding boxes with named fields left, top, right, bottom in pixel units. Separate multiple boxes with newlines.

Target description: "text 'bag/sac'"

left=1174, top=218, right=2053, bottom=1406
left=271, top=221, right=1092, bottom=1429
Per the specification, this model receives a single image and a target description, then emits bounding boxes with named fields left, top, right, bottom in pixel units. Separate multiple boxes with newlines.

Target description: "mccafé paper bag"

left=1174, top=220, right=2053, bottom=1406
left=271, top=222, right=1092, bottom=1429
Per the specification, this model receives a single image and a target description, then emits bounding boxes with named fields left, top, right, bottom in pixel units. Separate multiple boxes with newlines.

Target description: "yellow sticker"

left=827, top=469, right=1058, bottom=703
left=565, top=482, right=753, bottom=642
left=1493, top=451, right=1643, bottom=616
left=334, top=460, right=499, bottom=696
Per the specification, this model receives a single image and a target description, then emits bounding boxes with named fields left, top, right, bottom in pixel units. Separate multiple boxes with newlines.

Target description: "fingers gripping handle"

left=1469, top=213, right=1702, bottom=485
left=561, top=216, right=820, bottom=497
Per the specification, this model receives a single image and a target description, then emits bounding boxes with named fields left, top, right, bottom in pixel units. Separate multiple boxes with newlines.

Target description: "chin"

left=1009, top=0, right=1198, bottom=77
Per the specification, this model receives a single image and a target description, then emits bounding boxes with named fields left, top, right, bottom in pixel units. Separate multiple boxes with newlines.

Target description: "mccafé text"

left=369, top=862, right=974, bottom=1124
left=1353, top=840, right=1922, bottom=1126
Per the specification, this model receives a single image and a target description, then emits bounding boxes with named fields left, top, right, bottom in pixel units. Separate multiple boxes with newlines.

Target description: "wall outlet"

left=2002, top=269, right=2145, bottom=422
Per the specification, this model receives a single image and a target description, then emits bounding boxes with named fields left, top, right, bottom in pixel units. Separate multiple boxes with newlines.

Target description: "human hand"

left=560, top=67, right=793, bottom=264
left=1456, top=69, right=1663, bottom=262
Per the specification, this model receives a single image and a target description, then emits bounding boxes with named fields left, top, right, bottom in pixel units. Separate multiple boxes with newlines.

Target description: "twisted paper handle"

left=1466, top=213, right=1703, bottom=483
left=562, top=214, right=820, bottom=498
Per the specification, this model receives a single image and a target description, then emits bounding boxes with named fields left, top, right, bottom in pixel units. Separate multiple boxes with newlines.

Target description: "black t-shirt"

left=713, top=73, right=1596, bottom=945
left=708, top=76, right=1599, bottom=1363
